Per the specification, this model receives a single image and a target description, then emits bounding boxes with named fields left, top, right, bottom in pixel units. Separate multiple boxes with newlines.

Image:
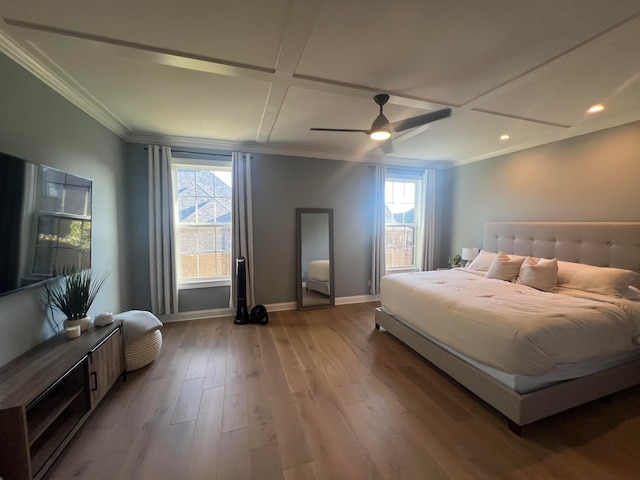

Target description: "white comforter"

left=380, top=269, right=640, bottom=376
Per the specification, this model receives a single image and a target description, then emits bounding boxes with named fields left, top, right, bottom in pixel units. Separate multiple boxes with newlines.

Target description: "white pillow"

left=557, top=261, right=638, bottom=297
left=466, top=250, right=498, bottom=272
left=516, top=257, right=558, bottom=292
left=485, top=252, right=526, bottom=282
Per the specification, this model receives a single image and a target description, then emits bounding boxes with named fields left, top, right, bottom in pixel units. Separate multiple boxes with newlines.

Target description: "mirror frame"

left=296, top=208, right=335, bottom=310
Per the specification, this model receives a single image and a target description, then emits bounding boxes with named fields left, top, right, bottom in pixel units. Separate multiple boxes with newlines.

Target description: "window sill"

left=386, top=266, right=419, bottom=275
left=178, top=278, right=231, bottom=290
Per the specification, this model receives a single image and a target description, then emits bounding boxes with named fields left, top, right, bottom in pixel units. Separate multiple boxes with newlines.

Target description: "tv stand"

left=0, top=322, right=124, bottom=480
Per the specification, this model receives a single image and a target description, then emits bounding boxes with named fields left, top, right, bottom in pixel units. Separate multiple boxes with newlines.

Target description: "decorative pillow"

left=485, top=252, right=526, bottom=282
left=557, top=261, right=638, bottom=297
left=466, top=250, right=498, bottom=272
left=516, top=257, right=558, bottom=292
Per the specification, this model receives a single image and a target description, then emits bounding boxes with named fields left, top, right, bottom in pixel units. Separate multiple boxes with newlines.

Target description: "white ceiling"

left=1, top=1, right=640, bottom=168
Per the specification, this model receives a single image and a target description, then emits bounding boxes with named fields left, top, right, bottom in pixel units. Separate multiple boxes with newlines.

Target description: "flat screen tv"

left=0, top=151, right=92, bottom=297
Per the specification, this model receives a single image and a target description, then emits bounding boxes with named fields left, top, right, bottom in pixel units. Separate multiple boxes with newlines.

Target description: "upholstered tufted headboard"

left=483, top=222, right=640, bottom=287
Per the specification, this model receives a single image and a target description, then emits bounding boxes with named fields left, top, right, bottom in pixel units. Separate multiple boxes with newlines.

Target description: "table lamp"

left=461, top=247, right=479, bottom=266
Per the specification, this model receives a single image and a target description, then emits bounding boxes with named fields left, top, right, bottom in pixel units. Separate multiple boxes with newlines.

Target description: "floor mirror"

left=296, top=208, right=335, bottom=310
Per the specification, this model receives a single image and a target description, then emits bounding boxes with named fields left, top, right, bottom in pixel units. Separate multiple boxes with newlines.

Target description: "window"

left=385, top=171, right=425, bottom=272
left=172, top=161, right=232, bottom=287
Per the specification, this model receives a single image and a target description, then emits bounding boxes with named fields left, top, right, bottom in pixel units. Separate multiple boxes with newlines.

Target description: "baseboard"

left=159, top=302, right=296, bottom=323
left=336, top=294, right=379, bottom=305
left=263, top=301, right=298, bottom=312
left=159, top=308, right=235, bottom=323
left=159, top=296, right=378, bottom=323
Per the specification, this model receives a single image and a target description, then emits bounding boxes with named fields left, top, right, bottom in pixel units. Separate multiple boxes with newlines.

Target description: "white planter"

left=63, top=316, right=92, bottom=332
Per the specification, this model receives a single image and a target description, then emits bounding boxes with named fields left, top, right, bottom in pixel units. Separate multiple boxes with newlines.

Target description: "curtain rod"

left=173, top=149, right=232, bottom=157
left=368, top=164, right=428, bottom=173
left=144, top=148, right=254, bottom=159
left=143, top=147, right=232, bottom=157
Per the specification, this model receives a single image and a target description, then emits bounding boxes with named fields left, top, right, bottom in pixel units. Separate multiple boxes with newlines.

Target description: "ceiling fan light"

left=370, top=130, right=391, bottom=141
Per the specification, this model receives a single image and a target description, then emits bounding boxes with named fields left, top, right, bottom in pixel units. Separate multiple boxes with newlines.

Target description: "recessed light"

left=500, top=134, right=510, bottom=141
left=587, top=104, right=605, bottom=113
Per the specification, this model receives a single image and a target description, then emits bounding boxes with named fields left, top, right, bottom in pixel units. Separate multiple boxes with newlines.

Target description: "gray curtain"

left=148, top=145, right=178, bottom=315
left=370, top=164, right=387, bottom=295
left=231, top=152, right=255, bottom=308
left=421, top=169, right=436, bottom=271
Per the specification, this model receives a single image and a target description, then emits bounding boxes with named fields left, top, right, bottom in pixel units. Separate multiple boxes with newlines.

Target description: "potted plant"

left=45, top=268, right=108, bottom=332
left=448, top=254, right=462, bottom=267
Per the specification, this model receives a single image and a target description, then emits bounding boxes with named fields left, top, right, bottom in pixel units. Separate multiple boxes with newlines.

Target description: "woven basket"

left=125, top=329, right=162, bottom=372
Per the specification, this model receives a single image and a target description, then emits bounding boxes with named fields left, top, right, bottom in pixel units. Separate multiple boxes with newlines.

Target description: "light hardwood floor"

left=45, top=302, right=640, bottom=479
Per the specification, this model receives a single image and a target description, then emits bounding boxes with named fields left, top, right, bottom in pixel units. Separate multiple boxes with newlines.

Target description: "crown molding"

left=0, top=26, right=129, bottom=138
left=450, top=111, right=640, bottom=168
left=450, top=135, right=562, bottom=167
left=126, top=131, right=357, bottom=161
left=125, top=131, right=453, bottom=169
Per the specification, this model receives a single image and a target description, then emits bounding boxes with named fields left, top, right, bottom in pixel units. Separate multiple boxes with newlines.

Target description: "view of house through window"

left=385, top=172, right=424, bottom=272
left=172, top=162, right=232, bottom=286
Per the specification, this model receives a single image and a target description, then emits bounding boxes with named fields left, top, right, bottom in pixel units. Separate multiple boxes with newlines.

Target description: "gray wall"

left=0, top=53, right=128, bottom=367
left=251, top=154, right=374, bottom=303
left=447, top=121, right=640, bottom=256
left=178, top=286, right=231, bottom=311
left=124, top=143, right=152, bottom=310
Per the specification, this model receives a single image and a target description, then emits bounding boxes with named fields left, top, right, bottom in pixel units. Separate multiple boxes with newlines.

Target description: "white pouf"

left=113, top=310, right=164, bottom=372
left=125, top=329, right=163, bottom=372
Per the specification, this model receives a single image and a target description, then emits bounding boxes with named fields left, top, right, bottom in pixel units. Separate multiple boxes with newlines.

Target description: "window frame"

left=171, top=158, right=233, bottom=289
left=384, top=170, right=425, bottom=274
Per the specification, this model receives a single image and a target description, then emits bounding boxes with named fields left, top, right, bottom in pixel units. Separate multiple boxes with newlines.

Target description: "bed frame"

left=375, top=222, right=640, bottom=434
left=307, top=278, right=330, bottom=296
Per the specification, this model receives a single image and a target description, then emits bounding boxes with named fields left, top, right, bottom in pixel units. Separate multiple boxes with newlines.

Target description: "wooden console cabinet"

left=0, top=322, right=124, bottom=480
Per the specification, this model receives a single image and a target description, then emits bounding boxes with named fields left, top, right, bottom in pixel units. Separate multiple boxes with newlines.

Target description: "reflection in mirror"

left=0, top=152, right=92, bottom=297
left=296, top=208, right=334, bottom=310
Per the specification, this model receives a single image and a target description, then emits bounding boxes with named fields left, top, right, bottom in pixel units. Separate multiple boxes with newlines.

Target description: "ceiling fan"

left=310, top=94, right=452, bottom=151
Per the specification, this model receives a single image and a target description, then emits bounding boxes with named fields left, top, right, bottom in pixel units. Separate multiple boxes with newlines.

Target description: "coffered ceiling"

left=1, top=1, right=639, bottom=168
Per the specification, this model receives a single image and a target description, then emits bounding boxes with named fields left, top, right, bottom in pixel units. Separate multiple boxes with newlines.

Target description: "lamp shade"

left=461, top=247, right=479, bottom=261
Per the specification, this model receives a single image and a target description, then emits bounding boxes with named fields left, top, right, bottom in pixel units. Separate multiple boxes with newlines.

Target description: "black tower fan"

left=234, top=256, right=250, bottom=325
left=234, top=256, right=268, bottom=325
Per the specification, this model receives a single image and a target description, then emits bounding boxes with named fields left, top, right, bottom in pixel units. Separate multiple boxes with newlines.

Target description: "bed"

left=307, top=259, right=331, bottom=296
left=375, top=222, right=640, bottom=434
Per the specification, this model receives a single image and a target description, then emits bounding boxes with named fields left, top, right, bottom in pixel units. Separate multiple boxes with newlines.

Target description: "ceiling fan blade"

left=310, top=127, right=370, bottom=133
left=391, top=108, right=452, bottom=133
left=380, top=139, right=394, bottom=154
